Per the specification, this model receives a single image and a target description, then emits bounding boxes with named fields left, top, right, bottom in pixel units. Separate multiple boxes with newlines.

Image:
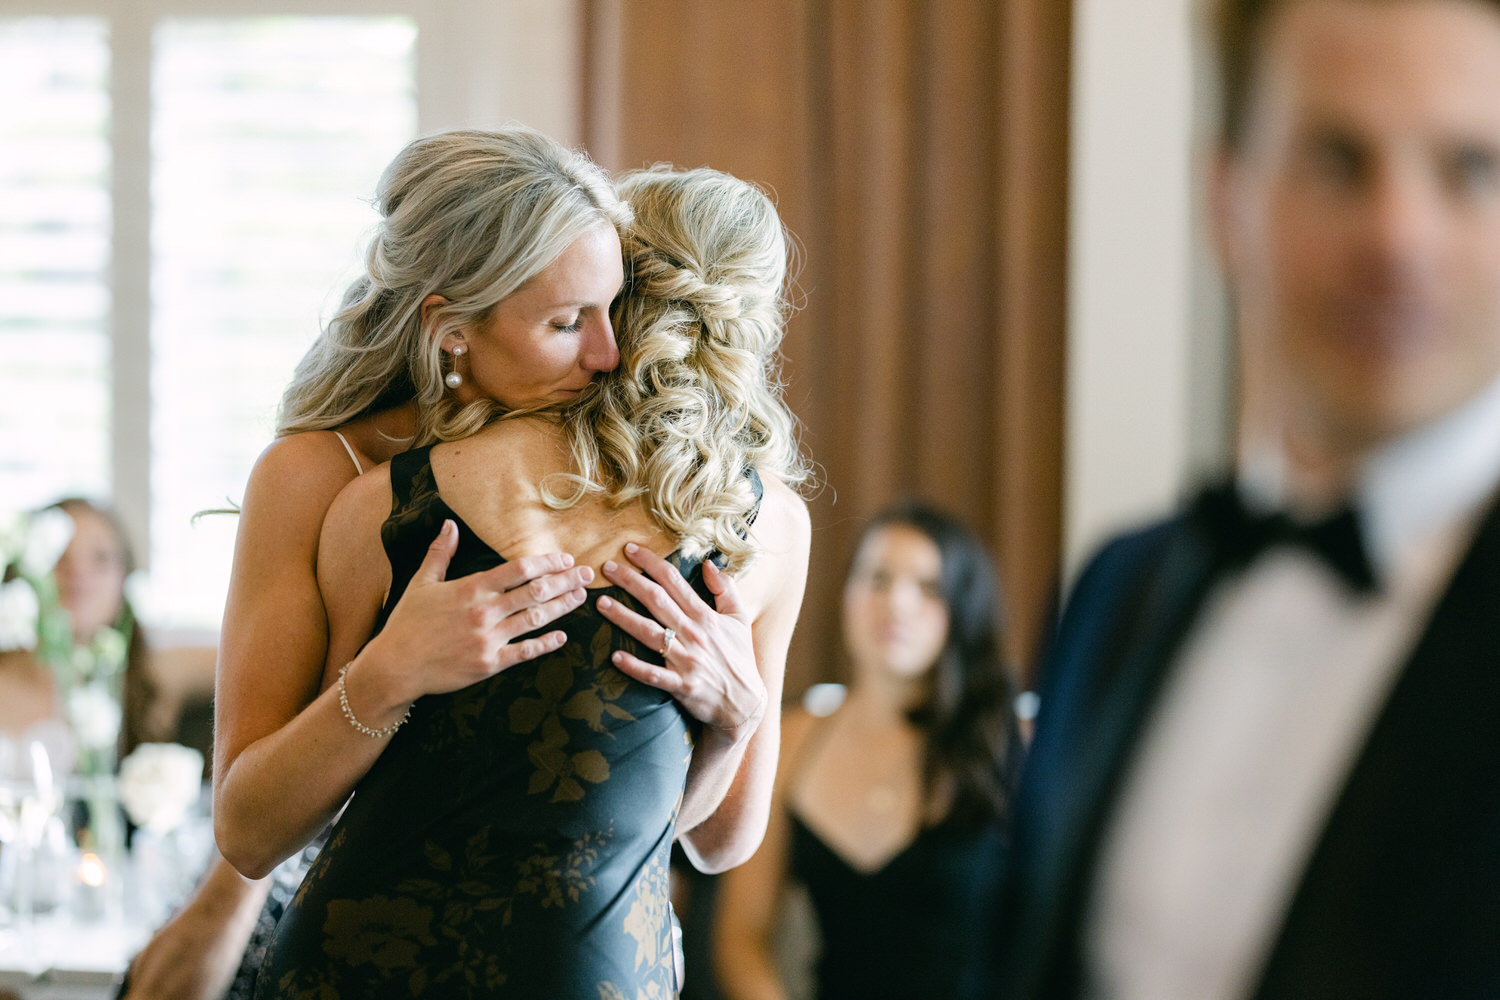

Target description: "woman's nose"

left=581, top=315, right=620, bottom=374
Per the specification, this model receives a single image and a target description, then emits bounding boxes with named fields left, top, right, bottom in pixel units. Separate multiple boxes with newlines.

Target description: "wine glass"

left=0, top=737, right=62, bottom=963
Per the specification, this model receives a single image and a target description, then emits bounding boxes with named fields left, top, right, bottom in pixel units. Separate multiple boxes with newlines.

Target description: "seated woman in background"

left=255, top=165, right=810, bottom=996
left=715, top=503, right=1019, bottom=1000
left=0, top=498, right=164, bottom=770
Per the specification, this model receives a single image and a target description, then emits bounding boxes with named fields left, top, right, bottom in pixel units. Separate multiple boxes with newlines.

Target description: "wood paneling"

left=583, top=0, right=1069, bottom=691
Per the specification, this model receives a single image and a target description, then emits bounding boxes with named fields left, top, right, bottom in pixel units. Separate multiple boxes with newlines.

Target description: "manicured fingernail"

left=603, top=560, right=618, bottom=573
left=597, top=595, right=613, bottom=609
left=625, top=542, right=638, bottom=554
left=561, top=553, right=573, bottom=567
left=443, top=519, right=455, bottom=536
left=612, top=651, right=624, bottom=663
left=577, top=567, right=594, bottom=583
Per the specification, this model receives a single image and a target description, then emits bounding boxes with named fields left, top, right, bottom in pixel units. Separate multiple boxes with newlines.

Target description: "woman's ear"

left=420, top=293, right=452, bottom=347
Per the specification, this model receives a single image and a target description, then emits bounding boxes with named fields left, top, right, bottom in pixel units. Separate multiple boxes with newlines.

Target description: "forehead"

left=852, top=523, right=942, bottom=574
left=64, top=508, right=122, bottom=553
left=1247, top=0, right=1500, bottom=147
left=508, top=224, right=623, bottom=308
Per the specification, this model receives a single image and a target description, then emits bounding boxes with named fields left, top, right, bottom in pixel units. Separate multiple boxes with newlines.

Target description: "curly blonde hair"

left=276, top=127, right=630, bottom=444
left=545, top=166, right=810, bottom=570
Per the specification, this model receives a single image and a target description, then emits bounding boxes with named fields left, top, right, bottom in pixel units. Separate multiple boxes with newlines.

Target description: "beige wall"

left=1066, top=0, right=1233, bottom=572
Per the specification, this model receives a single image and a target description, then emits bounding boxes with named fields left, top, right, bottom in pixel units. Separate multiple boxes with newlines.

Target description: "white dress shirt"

left=1082, top=373, right=1500, bottom=1000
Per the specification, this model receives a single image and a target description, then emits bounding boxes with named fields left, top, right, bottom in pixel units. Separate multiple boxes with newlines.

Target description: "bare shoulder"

left=244, top=433, right=365, bottom=526
left=749, top=472, right=812, bottom=560
left=251, top=431, right=363, bottom=488
left=730, top=472, right=810, bottom=623
left=233, top=433, right=371, bottom=564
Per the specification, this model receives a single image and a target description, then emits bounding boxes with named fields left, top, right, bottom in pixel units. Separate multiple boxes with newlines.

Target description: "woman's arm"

left=599, top=478, right=811, bottom=872
left=120, top=860, right=270, bottom=1000
left=713, top=708, right=820, bottom=1000
left=213, top=439, right=592, bottom=878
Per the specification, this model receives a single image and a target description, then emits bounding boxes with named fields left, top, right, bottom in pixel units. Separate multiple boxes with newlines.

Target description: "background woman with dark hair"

left=715, top=502, right=1018, bottom=1000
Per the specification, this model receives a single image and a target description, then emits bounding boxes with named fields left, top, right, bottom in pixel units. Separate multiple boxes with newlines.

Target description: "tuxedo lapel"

left=1253, top=496, right=1500, bottom=999
left=1004, top=515, right=1225, bottom=997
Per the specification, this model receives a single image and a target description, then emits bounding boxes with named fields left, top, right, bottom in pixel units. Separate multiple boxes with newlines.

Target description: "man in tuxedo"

left=997, top=1, right=1500, bottom=998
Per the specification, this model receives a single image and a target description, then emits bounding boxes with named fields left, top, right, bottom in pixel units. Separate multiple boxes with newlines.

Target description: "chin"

left=884, top=659, right=938, bottom=682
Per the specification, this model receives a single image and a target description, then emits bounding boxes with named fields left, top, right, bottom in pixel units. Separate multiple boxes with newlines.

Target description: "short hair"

left=1211, top=0, right=1500, bottom=149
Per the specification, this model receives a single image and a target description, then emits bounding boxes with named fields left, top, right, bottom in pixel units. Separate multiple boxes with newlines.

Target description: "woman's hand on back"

left=353, top=519, right=595, bottom=701
left=595, top=543, right=765, bottom=735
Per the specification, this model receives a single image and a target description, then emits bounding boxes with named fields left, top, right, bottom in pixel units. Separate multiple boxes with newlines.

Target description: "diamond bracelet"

left=337, top=662, right=411, bottom=739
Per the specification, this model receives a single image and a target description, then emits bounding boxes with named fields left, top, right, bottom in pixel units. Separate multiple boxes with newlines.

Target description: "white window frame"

left=2, top=0, right=580, bottom=635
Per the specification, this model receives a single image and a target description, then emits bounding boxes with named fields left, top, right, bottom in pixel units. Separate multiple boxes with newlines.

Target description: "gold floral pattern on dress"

left=597, top=982, right=671, bottom=1000
left=342, top=826, right=511, bottom=993
left=621, top=848, right=673, bottom=976
left=514, top=826, right=609, bottom=913
left=322, top=896, right=437, bottom=971
left=509, top=628, right=639, bottom=803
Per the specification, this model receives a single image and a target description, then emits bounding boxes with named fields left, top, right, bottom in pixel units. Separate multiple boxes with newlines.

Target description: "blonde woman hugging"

left=250, top=165, right=810, bottom=997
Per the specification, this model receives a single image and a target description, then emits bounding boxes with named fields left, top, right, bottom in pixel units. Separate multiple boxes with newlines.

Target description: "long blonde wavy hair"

left=545, top=166, right=810, bottom=571
left=276, top=127, right=630, bottom=443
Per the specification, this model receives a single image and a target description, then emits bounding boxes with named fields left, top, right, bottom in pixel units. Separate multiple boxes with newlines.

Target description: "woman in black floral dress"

left=184, top=134, right=785, bottom=1000
left=255, top=166, right=811, bottom=997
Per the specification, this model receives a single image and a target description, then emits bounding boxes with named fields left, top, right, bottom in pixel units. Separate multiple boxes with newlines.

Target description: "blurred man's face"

left=1217, top=0, right=1500, bottom=458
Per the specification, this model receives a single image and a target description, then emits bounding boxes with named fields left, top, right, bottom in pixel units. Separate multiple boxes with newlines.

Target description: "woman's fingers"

left=609, top=648, right=684, bottom=693
left=411, top=519, right=459, bottom=584
left=496, top=586, right=589, bottom=643
left=599, top=546, right=707, bottom=639
left=702, top=560, right=749, bottom=620
left=595, top=591, right=672, bottom=651
left=619, top=543, right=710, bottom=616
left=494, top=628, right=571, bottom=672
left=490, top=564, right=594, bottom=619
left=597, top=552, right=764, bottom=732
left=476, top=553, right=589, bottom=599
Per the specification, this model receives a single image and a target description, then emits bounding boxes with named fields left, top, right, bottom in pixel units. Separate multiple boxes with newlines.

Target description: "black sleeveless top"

left=259, top=445, right=760, bottom=999
left=787, top=735, right=1007, bottom=999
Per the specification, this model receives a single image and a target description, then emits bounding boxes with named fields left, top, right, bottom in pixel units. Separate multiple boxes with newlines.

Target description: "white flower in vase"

left=0, top=578, right=39, bottom=651
left=0, top=510, right=27, bottom=565
left=118, top=743, right=204, bottom=833
left=17, top=508, right=74, bottom=580
left=67, top=683, right=123, bottom=753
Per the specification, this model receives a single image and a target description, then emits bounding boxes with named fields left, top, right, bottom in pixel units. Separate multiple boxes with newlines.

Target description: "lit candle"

left=74, top=851, right=108, bottom=920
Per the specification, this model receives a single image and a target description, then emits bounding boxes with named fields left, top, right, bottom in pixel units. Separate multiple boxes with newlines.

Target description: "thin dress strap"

left=332, top=430, right=364, bottom=476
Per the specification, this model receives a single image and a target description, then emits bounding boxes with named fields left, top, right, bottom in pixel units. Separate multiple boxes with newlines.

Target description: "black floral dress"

left=257, top=445, right=753, bottom=999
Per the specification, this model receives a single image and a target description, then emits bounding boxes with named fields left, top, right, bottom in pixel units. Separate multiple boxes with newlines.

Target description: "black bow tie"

left=1191, top=484, right=1380, bottom=594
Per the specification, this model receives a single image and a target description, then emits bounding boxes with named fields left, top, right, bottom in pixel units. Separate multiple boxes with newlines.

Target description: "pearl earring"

left=445, top=345, right=465, bottom=389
